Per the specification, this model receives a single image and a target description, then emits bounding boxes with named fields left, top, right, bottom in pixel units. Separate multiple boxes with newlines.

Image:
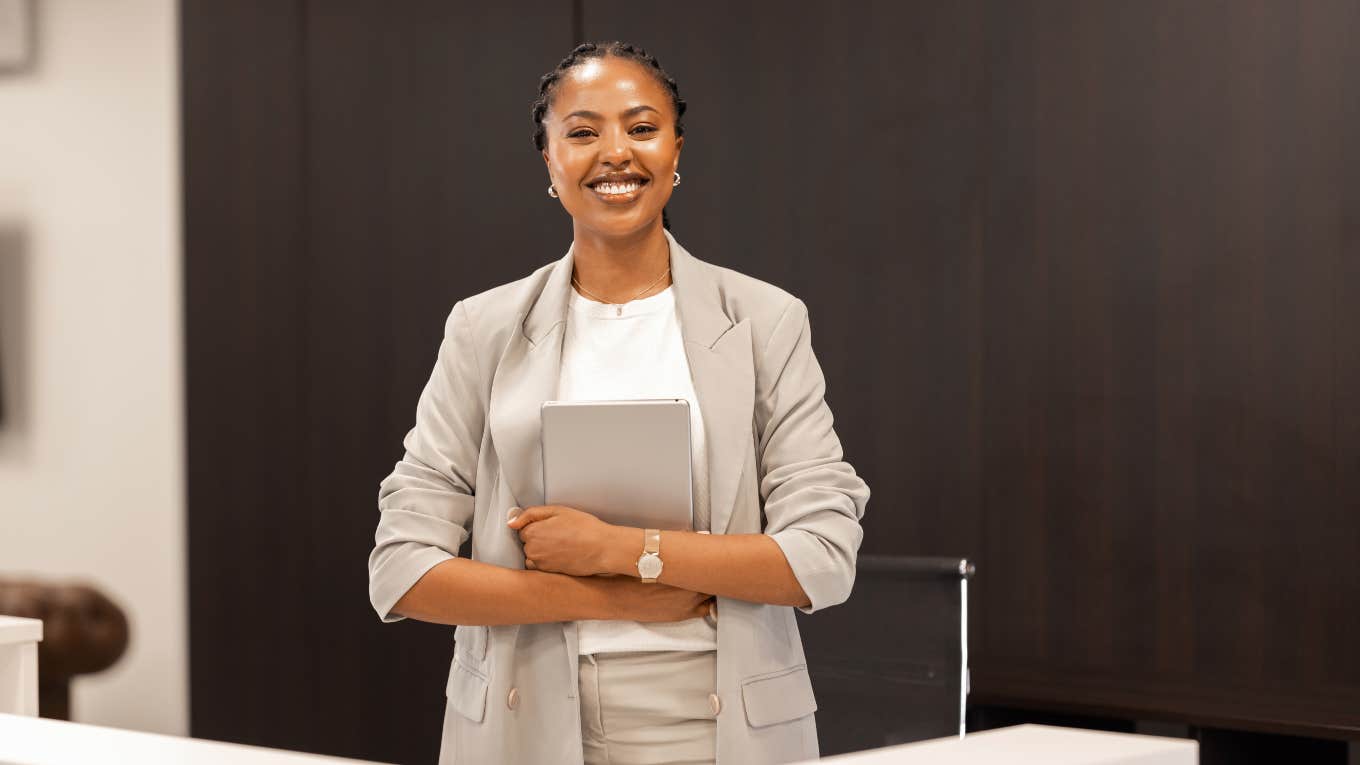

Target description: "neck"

left=570, top=219, right=672, bottom=302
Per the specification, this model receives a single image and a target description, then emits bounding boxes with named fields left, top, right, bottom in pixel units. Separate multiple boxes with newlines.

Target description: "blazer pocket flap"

left=454, top=624, right=488, bottom=663
left=445, top=657, right=489, bottom=723
left=741, top=665, right=818, bottom=728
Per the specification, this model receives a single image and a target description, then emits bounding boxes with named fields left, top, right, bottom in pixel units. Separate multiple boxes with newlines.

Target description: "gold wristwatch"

left=636, top=529, right=663, bottom=583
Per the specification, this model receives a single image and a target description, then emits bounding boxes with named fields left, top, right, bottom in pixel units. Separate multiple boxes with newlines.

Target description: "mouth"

left=585, top=174, right=650, bottom=204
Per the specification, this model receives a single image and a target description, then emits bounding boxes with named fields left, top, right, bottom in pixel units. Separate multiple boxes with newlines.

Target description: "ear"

left=672, top=136, right=683, bottom=170
left=541, top=148, right=551, bottom=169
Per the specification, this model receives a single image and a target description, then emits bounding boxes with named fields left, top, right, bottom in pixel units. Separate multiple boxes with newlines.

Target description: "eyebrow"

left=563, top=105, right=661, bottom=121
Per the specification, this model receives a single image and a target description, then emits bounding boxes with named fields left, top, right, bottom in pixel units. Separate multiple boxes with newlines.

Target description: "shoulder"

left=441, top=260, right=556, bottom=341
left=694, top=257, right=808, bottom=354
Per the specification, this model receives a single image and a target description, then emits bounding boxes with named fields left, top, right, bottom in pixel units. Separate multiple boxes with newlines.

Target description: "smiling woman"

left=530, top=43, right=690, bottom=314
left=369, top=40, right=870, bottom=765
left=532, top=42, right=685, bottom=235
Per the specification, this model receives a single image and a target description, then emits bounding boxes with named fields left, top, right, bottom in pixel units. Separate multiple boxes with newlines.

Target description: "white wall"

left=0, top=0, right=186, bottom=735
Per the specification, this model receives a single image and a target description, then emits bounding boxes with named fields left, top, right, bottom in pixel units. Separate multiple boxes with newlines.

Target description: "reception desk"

left=0, top=616, right=42, bottom=716
left=817, top=724, right=1198, bottom=764
left=0, top=711, right=1195, bottom=765
left=0, top=713, right=390, bottom=765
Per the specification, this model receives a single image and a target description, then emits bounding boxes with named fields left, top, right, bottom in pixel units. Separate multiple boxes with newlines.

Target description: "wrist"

left=544, top=570, right=616, bottom=621
left=602, top=525, right=643, bottom=576
left=581, top=574, right=630, bottom=620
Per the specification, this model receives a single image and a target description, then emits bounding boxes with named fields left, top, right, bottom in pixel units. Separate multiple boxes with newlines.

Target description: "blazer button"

left=708, top=693, right=722, bottom=716
left=507, top=687, right=520, bottom=711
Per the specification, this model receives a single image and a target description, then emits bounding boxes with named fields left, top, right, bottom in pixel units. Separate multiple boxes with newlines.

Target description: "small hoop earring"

left=672, top=172, right=681, bottom=188
left=547, top=184, right=559, bottom=198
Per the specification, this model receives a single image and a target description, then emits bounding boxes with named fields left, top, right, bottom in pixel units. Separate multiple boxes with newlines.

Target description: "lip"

left=586, top=171, right=649, bottom=187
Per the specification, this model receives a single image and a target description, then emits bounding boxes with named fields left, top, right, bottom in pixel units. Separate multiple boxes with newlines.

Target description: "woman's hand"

left=507, top=505, right=631, bottom=577
left=591, top=577, right=714, bottom=623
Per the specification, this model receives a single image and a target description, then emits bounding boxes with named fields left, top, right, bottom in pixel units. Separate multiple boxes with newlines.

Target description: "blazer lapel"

left=668, top=231, right=755, bottom=536
left=487, top=246, right=573, bottom=511
left=487, top=231, right=755, bottom=537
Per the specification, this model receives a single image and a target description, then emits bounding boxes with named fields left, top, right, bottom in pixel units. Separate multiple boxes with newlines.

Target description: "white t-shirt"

left=559, top=284, right=719, bottom=654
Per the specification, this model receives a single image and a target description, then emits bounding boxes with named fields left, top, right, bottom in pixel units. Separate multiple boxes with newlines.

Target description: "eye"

left=567, top=128, right=596, bottom=139
left=630, top=125, right=658, bottom=136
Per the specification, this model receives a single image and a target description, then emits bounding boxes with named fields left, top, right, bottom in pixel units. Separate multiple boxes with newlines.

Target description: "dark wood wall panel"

left=582, top=0, right=1360, bottom=740
left=974, top=0, right=1360, bottom=737
left=301, top=2, right=571, bottom=760
left=185, top=2, right=572, bottom=762
left=1338, top=0, right=1360, bottom=702
left=185, top=0, right=1360, bottom=760
left=182, top=0, right=314, bottom=752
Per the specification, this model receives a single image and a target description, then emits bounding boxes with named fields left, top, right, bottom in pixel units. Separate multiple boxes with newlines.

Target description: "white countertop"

left=818, top=724, right=1198, bottom=764
left=0, top=714, right=392, bottom=765
left=0, top=617, right=42, bottom=646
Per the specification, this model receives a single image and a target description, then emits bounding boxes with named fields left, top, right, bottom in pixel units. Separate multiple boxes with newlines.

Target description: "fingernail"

left=506, top=506, right=522, bottom=523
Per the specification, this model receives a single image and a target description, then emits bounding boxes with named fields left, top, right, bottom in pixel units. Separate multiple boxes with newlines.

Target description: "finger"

left=507, top=505, right=556, bottom=529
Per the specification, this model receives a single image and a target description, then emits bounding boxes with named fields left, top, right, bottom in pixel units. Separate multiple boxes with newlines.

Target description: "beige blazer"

left=369, top=229, right=871, bottom=764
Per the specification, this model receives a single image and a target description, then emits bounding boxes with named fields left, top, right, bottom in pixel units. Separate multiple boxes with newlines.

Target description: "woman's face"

left=541, top=56, right=683, bottom=238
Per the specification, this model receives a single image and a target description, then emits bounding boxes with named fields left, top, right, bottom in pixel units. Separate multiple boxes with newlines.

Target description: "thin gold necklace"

left=571, top=266, right=671, bottom=317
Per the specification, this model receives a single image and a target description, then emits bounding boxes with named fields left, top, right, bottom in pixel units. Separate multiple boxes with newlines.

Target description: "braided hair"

left=531, top=41, right=687, bottom=230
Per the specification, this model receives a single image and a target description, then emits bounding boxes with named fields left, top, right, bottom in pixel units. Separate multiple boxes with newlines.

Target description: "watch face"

left=638, top=553, right=663, bottom=579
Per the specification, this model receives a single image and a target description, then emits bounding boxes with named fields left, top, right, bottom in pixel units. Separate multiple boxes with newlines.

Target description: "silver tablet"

left=541, top=399, right=693, bottom=531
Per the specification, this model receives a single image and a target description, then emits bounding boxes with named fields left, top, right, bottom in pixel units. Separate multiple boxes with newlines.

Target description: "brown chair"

left=0, top=578, right=130, bottom=719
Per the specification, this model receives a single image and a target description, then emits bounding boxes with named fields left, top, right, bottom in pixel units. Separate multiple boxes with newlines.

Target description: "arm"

left=510, top=298, right=870, bottom=612
left=507, top=506, right=809, bottom=605
left=598, top=527, right=810, bottom=607
left=371, top=302, right=709, bottom=627
left=746, top=298, right=871, bottom=612
left=368, top=301, right=483, bottom=623
left=392, top=558, right=602, bottom=626
left=391, top=556, right=711, bottom=626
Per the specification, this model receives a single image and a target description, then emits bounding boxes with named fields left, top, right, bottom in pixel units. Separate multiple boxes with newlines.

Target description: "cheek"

left=547, top=150, right=587, bottom=185
left=641, top=149, right=681, bottom=192
left=638, top=144, right=677, bottom=173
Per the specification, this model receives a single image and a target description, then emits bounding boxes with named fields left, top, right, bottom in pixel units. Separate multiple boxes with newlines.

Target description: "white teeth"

left=595, top=181, right=640, bottom=195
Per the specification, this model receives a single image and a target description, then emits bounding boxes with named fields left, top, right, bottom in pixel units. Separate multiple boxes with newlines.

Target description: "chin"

left=579, top=210, right=663, bottom=238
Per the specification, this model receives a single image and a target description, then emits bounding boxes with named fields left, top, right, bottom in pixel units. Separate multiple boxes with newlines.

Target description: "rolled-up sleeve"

left=368, top=301, right=484, bottom=623
left=757, top=299, right=871, bottom=614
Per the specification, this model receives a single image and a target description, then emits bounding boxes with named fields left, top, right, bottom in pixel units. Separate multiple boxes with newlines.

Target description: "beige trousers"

left=578, top=651, right=718, bottom=765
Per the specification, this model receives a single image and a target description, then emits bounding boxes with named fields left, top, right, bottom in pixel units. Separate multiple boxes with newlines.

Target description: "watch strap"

left=640, top=529, right=662, bottom=583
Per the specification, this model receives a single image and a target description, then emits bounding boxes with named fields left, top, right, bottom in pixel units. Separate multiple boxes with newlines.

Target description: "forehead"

left=550, top=56, right=670, bottom=115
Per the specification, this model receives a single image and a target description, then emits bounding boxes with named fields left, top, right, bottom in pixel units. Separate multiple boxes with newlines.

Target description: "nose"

left=599, top=129, right=632, bottom=166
